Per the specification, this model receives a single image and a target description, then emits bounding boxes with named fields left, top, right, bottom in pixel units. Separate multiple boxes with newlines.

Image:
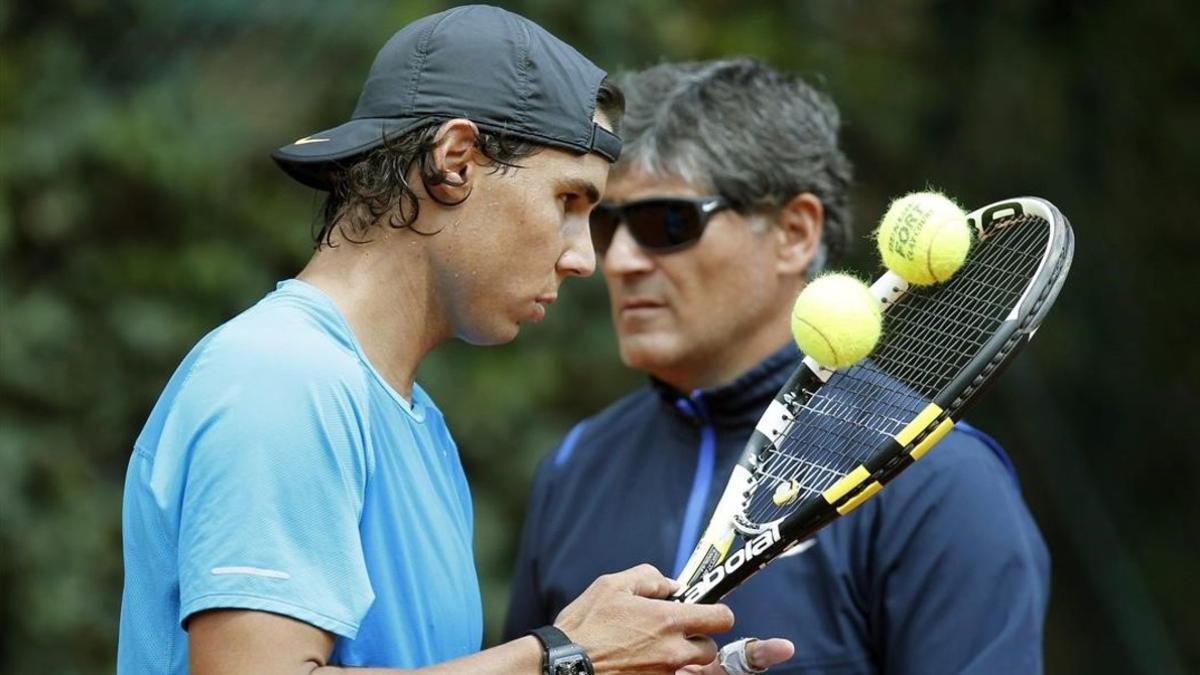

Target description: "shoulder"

left=136, top=287, right=373, bottom=457
left=545, top=386, right=660, bottom=470
left=872, top=421, right=1043, bottom=545
left=190, top=291, right=368, bottom=400
left=520, top=386, right=666, bottom=552
left=893, top=421, right=1020, bottom=496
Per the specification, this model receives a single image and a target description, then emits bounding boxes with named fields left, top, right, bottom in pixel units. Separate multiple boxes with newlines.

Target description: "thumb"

left=744, top=638, right=795, bottom=670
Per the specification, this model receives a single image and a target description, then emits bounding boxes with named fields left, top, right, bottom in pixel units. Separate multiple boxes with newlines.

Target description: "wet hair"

left=316, top=77, right=625, bottom=247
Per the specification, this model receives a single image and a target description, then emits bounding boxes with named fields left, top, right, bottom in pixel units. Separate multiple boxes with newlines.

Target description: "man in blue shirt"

left=118, top=8, right=792, bottom=675
left=505, top=58, right=1051, bottom=674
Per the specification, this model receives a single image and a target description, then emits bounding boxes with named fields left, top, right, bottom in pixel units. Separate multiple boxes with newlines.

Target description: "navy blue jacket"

left=504, top=346, right=1050, bottom=674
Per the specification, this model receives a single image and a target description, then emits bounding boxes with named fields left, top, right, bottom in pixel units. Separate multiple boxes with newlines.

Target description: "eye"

left=560, top=192, right=582, bottom=210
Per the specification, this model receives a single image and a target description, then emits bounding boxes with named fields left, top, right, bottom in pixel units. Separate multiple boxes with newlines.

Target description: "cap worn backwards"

left=272, top=4, right=621, bottom=191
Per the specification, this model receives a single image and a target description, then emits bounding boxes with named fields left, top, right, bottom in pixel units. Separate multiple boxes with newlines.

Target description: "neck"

left=653, top=320, right=795, bottom=394
left=296, top=228, right=449, bottom=400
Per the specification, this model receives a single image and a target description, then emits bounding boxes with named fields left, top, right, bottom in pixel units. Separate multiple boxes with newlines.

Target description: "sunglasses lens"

left=591, top=199, right=719, bottom=256
left=589, top=205, right=621, bottom=254
left=626, top=202, right=703, bottom=250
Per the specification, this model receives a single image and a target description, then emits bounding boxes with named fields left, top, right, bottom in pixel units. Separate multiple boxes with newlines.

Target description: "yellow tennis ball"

left=790, top=273, right=882, bottom=369
left=876, top=191, right=972, bottom=285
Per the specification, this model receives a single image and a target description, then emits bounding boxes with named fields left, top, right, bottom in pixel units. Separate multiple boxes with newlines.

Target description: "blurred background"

left=2, top=0, right=1198, bottom=672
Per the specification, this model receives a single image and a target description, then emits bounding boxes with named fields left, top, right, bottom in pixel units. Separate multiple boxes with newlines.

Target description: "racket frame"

left=676, top=196, right=1074, bottom=604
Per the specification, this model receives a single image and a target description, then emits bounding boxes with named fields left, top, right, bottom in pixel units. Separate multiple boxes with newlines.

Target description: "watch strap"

left=528, top=626, right=594, bottom=675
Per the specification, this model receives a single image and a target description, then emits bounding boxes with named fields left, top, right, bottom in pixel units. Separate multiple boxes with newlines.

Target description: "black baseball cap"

left=272, top=4, right=621, bottom=191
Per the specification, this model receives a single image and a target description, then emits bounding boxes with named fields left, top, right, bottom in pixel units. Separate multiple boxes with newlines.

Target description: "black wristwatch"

left=528, top=625, right=594, bottom=675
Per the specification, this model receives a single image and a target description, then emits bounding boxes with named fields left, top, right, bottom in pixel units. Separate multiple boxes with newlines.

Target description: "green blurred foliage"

left=1, top=1, right=1198, bottom=673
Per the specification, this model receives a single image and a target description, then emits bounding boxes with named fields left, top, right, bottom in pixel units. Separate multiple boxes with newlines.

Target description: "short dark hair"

left=614, top=58, right=852, bottom=272
left=317, top=77, right=625, bottom=247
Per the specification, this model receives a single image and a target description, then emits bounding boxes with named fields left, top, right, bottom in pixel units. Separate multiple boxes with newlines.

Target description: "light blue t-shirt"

left=117, top=279, right=482, bottom=673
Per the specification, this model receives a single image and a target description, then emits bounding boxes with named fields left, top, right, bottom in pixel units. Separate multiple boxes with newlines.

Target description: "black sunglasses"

left=589, top=196, right=732, bottom=255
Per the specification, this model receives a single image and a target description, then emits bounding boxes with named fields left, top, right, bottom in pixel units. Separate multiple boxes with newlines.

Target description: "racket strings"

left=743, top=376, right=924, bottom=521
left=742, top=215, right=1050, bottom=527
left=864, top=216, right=1048, bottom=397
left=757, top=397, right=901, bottom=483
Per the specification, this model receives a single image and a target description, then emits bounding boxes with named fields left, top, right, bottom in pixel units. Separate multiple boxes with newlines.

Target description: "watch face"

left=552, top=655, right=590, bottom=675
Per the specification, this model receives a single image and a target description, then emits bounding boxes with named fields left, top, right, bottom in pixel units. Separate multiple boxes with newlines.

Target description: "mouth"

left=619, top=297, right=666, bottom=314
left=529, top=294, right=557, bottom=323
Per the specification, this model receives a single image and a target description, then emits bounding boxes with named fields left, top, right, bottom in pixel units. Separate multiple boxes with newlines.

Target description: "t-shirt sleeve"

left=868, top=427, right=1050, bottom=675
left=164, top=339, right=375, bottom=638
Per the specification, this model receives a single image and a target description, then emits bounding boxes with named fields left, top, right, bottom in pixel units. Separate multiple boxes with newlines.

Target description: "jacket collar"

left=651, top=343, right=800, bottom=428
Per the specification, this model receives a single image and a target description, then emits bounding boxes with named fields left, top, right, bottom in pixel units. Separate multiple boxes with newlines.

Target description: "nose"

left=602, top=222, right=655, bottom=276
left=557, top=217, right=597, bottom=278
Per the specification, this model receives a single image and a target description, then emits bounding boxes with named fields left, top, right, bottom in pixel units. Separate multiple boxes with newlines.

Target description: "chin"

left=616, top=332, right=683, bottom=372
left=459, top=321, right=521, bottom=346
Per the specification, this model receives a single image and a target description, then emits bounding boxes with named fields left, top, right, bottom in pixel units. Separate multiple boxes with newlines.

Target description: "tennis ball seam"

left=792, top=315, right=840, bottom=366
left=925, top=222, right=942, bottom=282
left=876, top=191, right=969, bottom=286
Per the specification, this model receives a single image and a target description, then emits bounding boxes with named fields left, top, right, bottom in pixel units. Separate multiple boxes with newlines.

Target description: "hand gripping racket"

left=676, top=196, right=1074, bottom=604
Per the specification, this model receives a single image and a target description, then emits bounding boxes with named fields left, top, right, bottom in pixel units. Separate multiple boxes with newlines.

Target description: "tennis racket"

left=675, top=196, right=1074, bottom=604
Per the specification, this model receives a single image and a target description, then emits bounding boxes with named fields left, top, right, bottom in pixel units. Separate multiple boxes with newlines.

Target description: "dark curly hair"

left=316, top=77, right=625, bottom=247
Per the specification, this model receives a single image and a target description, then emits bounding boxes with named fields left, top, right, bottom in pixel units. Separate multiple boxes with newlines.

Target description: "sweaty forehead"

left=532, top=144, right=610, bottom=191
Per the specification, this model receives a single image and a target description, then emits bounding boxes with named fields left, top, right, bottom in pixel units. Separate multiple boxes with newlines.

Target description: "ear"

left=774, top=192, right=824, bottom=276
left=425, top=118, right=480, bottom=204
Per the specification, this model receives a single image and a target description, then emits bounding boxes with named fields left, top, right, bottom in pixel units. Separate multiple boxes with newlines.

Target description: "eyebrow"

left=560, top=178, right=601, bottom=205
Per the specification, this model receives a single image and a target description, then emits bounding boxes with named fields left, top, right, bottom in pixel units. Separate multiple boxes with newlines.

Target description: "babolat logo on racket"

left=682, top=523, right=781, bottom=604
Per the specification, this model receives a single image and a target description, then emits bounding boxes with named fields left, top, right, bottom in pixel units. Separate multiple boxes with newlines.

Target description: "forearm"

left=190, top=610, right=545, bottom=675
left=314, top=636, right=542, bottom=675
left=192, top=566, right=734, bottom=675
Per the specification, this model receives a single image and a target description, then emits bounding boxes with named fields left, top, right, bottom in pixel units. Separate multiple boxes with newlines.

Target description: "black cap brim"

left=273, top=115, right=621, bottom=193
left=271, top=117, right=430, bottom=192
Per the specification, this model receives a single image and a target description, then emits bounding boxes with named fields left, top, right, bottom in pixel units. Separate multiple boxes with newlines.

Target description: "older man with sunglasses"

left=505, top=58, right=1051, bottom=674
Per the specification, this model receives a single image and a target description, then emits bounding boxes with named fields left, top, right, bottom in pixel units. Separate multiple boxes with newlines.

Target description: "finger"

left=679, top=635, right=719, bottom=667
left=675, top=657, right=721, bottom=675
left=744, top=638, right=795, bottom=670
left=614, top=563, right=677, bottom=598
left=666, top=601, right=736, bottom=635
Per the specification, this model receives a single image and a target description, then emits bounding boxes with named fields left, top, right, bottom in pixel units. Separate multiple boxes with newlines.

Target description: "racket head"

left=676, top=196, right=1073, bottom=603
